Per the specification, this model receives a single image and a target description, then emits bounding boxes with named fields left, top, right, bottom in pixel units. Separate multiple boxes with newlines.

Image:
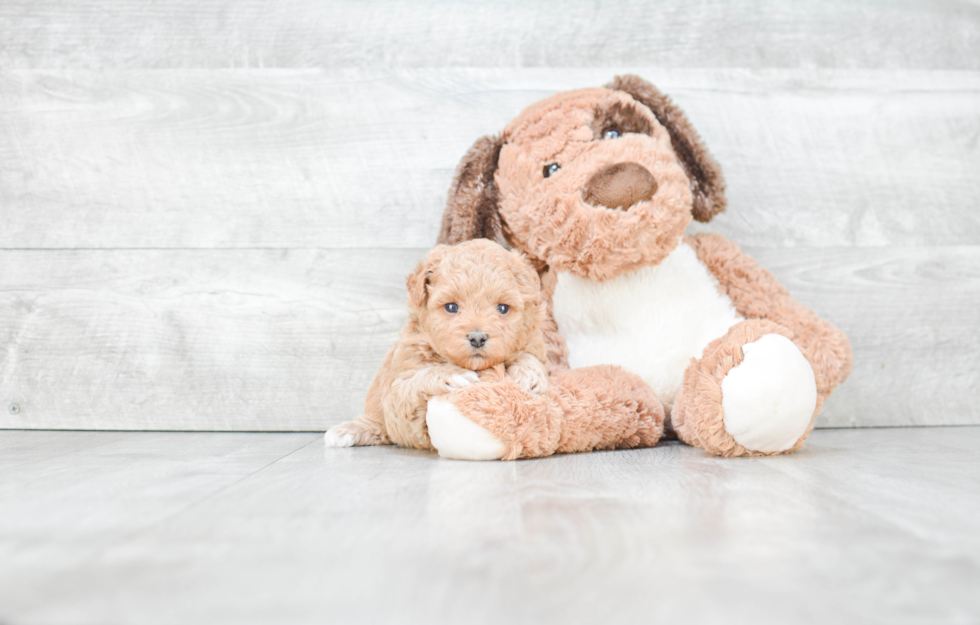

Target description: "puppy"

left=324, top=239, right=548, bottom=451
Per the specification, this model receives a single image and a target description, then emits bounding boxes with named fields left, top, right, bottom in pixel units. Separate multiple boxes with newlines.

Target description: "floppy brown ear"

left=405, top=260, right=430, bottom=309
left=607, top=75, right=727, bottom=222
left=406, top=246, right=448, bottom=309
left=438, top=135, right=504, bottom=245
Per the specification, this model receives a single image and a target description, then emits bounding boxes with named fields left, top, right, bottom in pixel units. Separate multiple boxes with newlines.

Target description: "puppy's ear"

left=405, top=261, right=430, bottom=309
left=607, top=75, right=727, bottom=223
left=406, top=246, right=447, bottom=309
left=438, top=135, right=504, bottom=245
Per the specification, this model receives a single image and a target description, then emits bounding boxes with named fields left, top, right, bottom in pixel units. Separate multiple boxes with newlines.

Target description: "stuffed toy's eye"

left=603, top=129, right=621, bottom=140
left=444, top=303, right=459, bottom=314
left=543, top=163, right=560, bottom=178
left=497, top=304, right=510, bottom=315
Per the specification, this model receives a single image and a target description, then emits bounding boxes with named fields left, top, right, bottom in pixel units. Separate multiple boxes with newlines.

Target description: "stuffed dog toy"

left=430, top=75, right=853, bottom=459
left=325, top=239, right=660, bottom=459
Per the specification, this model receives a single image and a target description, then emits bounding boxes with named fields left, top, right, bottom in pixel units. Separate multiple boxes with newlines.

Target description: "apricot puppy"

left=324, top=239, right=548, bottom=451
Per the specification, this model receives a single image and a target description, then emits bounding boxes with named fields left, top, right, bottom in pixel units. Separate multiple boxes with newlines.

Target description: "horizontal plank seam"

left=1, top=245, right=978, bottom=251
left=3, top=425, right=977, bottom=433
left=0, top=247, right=432, bottom=252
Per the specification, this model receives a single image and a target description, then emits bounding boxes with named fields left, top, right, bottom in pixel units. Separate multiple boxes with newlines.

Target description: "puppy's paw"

left=324, top=429, right=356, bottom=447
left=324, top=418, right=388, bottom=447
left=515, top=375, right=548, bottom=396
left=506, top=355, right=549, bottom=396
left=416, top=365, right=479, bottom=397
left=447, top=371, right=479, bottom=390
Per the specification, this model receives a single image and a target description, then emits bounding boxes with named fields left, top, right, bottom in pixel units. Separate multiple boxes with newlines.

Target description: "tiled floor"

left=1, top=427, right=978, bottom=624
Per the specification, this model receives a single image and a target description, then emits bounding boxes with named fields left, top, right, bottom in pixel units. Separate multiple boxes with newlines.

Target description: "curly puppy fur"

left=325, top=239, right=549, bottom=450
left=436, top=75, right=852, bottom=458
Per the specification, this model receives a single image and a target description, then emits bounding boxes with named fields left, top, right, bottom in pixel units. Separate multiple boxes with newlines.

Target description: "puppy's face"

left=496, top=88, right=693, bottom=281
left=407, top=240, right=543, bottom=371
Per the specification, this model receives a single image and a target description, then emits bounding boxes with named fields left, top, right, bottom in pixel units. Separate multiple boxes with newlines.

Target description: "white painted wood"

left=746, top=246, right=980, bottom=428
left=1, top=3, right=976, bottom=433
left=1, top=246, right=976, bottom=431
left=0, top=428, right=977, bottom=624
left=1, top=69, right=977, bottom=249
left=0, top=248, right=423, bottom=431
left=1, top=0, right=978, bottom=70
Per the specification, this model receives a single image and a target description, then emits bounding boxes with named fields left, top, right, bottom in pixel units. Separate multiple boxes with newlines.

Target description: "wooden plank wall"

left=1, top=1, right=978, bottom=431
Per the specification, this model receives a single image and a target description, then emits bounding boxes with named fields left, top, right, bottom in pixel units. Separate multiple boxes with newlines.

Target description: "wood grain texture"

left=1, top=246, right=976, bottom=430
left=746, top=246, right=980, bottom=427
left=0, top=431, right=322, bottom=625
left=1, top=0, right=978, bottom=70
left=2, top=2, right=977, bottom=432
left=0, top=248, right=423, bottom=431
left=1, top=428, right=977, bottom=624
left=1, top=69, right=978, bottom=249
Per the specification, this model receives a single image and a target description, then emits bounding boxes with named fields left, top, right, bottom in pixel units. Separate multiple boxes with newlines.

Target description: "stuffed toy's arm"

left=687, top=233, right=791, bottom=315
left=539, top=269, right=570, bottom=375
left=687, top=233, right=853, bottom=403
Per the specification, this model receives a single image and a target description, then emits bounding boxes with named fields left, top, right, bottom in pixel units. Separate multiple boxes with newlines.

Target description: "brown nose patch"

left=582, top=162, right=658, bottom=210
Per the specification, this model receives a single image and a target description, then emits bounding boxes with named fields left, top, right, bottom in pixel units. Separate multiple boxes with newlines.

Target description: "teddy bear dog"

left=430, top=75, right=852, bottom=459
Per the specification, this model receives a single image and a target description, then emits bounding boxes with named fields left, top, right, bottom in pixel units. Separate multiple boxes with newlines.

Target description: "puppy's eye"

left=497, top=304, right=510, bottom=315
left=444, top=303, right=458, bottom=314
left=543, top=163, right=560, bottom=178
left=603, top=129, right=621, bottom=140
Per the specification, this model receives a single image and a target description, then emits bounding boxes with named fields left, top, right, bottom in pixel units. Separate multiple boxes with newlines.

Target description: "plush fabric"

left=428, top=75, right=852, bottom=459
left=446, top=365, right=664, bottom=460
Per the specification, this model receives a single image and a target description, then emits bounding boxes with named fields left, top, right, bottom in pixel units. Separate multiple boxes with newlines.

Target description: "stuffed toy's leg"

left=426, top=365, right=664, bottom=461
left=672, top=319, right=820, bottom=457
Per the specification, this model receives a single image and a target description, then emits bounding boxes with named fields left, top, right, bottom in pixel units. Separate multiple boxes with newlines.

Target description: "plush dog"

left=430, top=75, right=853, bottom=459
left=325, top=239, right=661, bottom=459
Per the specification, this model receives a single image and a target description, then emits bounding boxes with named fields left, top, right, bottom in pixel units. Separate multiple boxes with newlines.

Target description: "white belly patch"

left=552, top=243, right=743, bottom=410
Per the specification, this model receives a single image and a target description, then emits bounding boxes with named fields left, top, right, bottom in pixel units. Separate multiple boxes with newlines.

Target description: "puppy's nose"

left=467, top=331, right=488, bottom=348
left=582, top=162, right=658, bottom=210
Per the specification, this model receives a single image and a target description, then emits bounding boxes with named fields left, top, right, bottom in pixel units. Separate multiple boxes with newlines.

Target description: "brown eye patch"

left=590, top=101, right=653, bottom=140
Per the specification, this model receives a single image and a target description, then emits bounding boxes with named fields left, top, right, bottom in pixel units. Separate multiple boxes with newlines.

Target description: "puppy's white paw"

left=426, top=397, right=505, bottom=461
left=506, top=355, right=549, bottom=396
left=510, top=370, right=548, bottom=396
left=323, top=428, right=356, bottom=448
left=721, top=334, right=817, bottom=452
left=447, top=371, right=479, bottom=390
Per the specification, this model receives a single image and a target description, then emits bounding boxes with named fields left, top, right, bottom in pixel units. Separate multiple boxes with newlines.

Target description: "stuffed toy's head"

left=406, top=239, right=545, bottom=371
left=439, top=75, right=727, bottom=281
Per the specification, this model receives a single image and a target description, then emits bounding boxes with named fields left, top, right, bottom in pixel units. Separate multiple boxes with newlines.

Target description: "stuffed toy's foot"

left=673, top=320, right=818, bottom=457
left=426, top=397, right=507, bottom=460
left=425, top=365, right=663, bottom=461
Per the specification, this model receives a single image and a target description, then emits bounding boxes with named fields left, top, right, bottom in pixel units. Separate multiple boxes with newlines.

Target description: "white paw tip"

left=722, top=334, right=817, bottom=453
left=324, top=429, right=356, bottom=448
left=448, top=373, right=477, bottom=390
left=426, top=397, right=506, bottom=461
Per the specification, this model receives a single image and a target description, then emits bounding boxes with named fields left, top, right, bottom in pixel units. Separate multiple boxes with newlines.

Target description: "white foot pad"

left=721, top=334, right=817, bottom=452
left=426, top=397, right=506, bottom=461
left=323, top=428, right=356, bottom=447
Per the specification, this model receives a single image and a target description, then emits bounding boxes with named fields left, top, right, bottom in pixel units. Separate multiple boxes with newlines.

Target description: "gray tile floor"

left=1, top=427, right=978, bottom=625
